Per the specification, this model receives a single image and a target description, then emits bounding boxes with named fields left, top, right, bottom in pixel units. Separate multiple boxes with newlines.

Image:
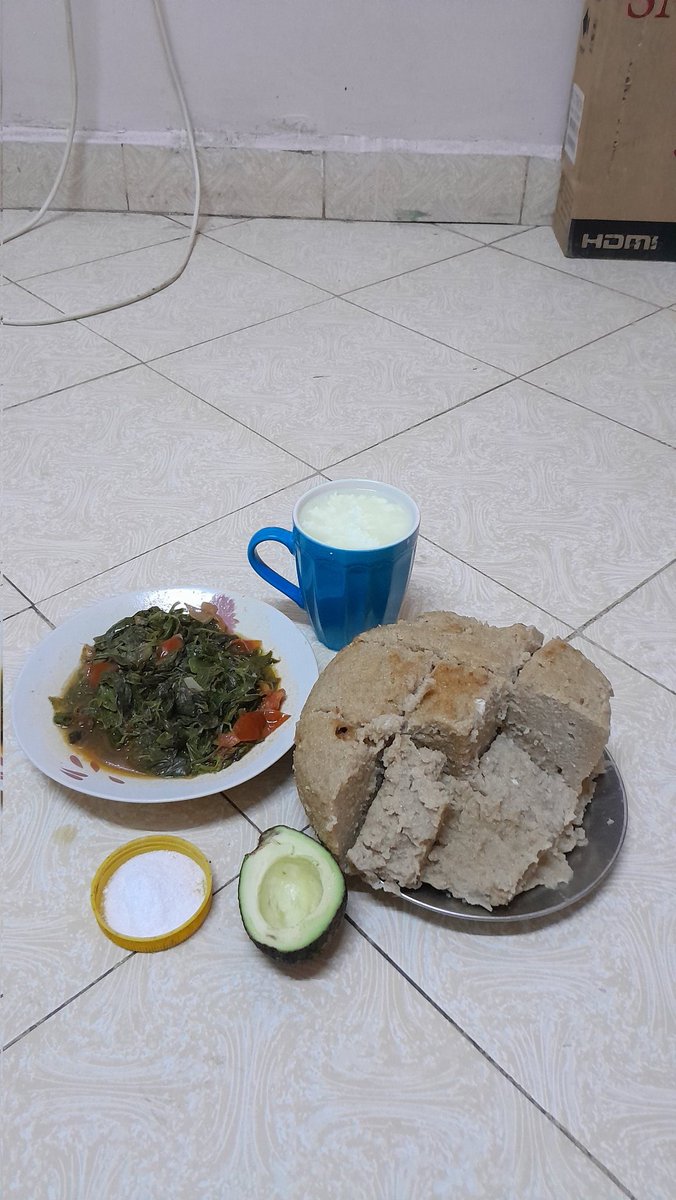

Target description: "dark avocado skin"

left=239, top=887, right=347, bottom=964
left=238, top=826, right=347, bottom=963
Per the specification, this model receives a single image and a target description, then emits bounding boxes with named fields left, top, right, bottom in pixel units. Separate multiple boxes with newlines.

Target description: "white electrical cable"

left=2, top=0, right=201, bottom=327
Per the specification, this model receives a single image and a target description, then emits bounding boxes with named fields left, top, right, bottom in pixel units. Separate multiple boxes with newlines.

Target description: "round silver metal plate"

left=399, top=751, right=627, bottom=924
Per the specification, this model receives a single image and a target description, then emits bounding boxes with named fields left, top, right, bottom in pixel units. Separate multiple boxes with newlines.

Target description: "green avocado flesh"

left=238, top=826, right=347, bottom=962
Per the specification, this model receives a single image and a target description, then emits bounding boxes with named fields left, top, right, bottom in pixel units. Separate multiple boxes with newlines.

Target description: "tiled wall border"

left=1, top=141, right=561, bottom=224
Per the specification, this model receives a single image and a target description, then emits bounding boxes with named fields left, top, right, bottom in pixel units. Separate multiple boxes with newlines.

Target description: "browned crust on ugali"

left=293, top=613, right=612, bottom=908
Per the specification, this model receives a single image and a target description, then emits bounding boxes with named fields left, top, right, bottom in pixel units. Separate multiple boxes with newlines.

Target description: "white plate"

left=13, top=588, right=319, bottom=803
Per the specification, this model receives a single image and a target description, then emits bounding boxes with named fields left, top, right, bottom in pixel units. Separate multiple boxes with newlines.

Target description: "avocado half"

left=238, top=826, right=347, bottom=963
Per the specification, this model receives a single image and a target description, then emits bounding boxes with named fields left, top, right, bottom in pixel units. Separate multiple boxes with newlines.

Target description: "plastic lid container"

left=90, top=835, right=213, bottom=953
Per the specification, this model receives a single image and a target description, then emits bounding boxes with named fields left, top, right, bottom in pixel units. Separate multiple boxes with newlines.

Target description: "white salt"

left=298, top=489, right=412, bottom=550
left=102, top=850, right=207, bottom=938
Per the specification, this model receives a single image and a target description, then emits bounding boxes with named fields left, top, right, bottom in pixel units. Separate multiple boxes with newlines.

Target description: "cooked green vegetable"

left=50, top=603, right=287, bottom=777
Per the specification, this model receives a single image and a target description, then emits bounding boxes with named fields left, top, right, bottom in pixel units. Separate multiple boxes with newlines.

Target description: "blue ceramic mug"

left=247, top=479, right=420, bottom=651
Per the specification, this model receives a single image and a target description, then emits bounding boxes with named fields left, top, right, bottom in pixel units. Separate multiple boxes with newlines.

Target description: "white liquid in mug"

left=298, top=489, right=413, bottom=550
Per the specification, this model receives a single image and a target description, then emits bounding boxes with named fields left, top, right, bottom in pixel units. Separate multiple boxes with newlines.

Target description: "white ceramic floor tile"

left=5, top=880, right=628, bottom=1200
left=498, top=225, right=676, bottom=307
left=35, top=474, right=327, bottom=670
left=348, top=643, right=676, bottom=1200
left=0, top=211, right=182, bottom=281
left=3, top=365, right=309, bottom=599
left=1, top=576, right=30, bottom=618
left=224, top=751, right=308, bottom=832
left=527, top=309, right=676, bottom=446
left=2, top=609, right=260, bottom=1046
left=440, top=223, right=532, bottom=244
left=0, top=281, right=136, bottom=408
left=585, top=564, right=676, bottom=692
left=210, top=218, right=476, bottom=293
left=327, top=380, right=676, bottom=627
left=152, top=297, right=509, bottom=468
left=400, top=535, right=572, bottom=641
left=23, top=236, right=327, bottom=360
left=347, top=246, right=653, bottom=374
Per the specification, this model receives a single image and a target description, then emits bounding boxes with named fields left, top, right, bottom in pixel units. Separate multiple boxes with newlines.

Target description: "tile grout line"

left=321, top=151, right=326, bottom=219
left=8, top=227, right=194, bottom=287
left=345, top=913, right=638, bottom=1200
left=8, top=296, right=329, bottom=467
left=9, top=225, right=668, bottom=456
left=219, top=792, right=263, bottom=835
left=1, top=583, right=58, bottom=630
left=3, top=277, right=68, bottom=318
left=12, top=225, right=656, bottom=449
left=143, top=361, right=320, bottom=474
left=320, top=377, right=513, bottom=468
left=213, top=870, right=241, bottom=896
left=341, top=293, right=519, bottom=373
left=413, top=532, right=575, bottom=630
left=1, top=574, right=33, bottom=606
left=11, top=231, right=333, bottom=344
left=15, top=538, right=675, bottom=701
left=2, top=955, right=134, bottom=1052
left=322, top=371, right=673, bottom=573
left=137, top=294, right=331, bottom=368
left=520, top=374, right=676, bottom=451
left=7, top=232, right=188, bottom=284
left=574, top=633, right=676, bottom=697
left=339, top=236, right=662, bottom=313
left=79, top=295, right=328, bottom=373
left=573, top=556, right=676, bottom=638
left=31, top=604, right=55, bottom=629
left=517, top=158, right=530, bottom=224
left=334, top=240, right=483, bottom=298
left=28, top=473, right=321, bottom=608
left=91, top=275, right=676, bottom=458
left=340, top=290, right=654, bottom=386
left=564, top=555, right=676, bottom=696
left=4, top=362, right=144, bottom=413
left=15, top=289, right=666, bottom=465
left=436, top=224, right=534, bottom=245
left=9, top=403, right=672, bottom=701
left=3, top=872, right=243, bottom=1053
left=122, top=146, right=130, bottom=213
left=144, top=287, right=504, bottom=390
left=18, top=306, right=667, bottom=464
left=7, top=213, right=674, bottom=672
left=494, top=240, right=674, bottom=308
left=9, top=213, right=671, bottom=319
left=203, top=227, right=482, bottom=296
left=410, top=542, right=676, bottom=699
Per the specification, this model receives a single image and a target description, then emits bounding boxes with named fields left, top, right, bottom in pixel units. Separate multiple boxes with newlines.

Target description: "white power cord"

left=2, top=0, right=201, bottom=327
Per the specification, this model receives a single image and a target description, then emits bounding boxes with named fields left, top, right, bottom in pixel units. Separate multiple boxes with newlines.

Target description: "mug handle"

left=247, top=527, right=305, bottom=609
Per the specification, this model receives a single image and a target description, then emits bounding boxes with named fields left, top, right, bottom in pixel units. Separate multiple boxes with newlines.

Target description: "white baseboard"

left=1, top=125, right=563, bottom=159
left=0, top=133, right=561, bottom=224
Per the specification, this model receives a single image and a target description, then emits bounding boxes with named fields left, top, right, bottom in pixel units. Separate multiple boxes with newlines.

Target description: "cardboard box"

left=554, top=0, right=676, bottom=260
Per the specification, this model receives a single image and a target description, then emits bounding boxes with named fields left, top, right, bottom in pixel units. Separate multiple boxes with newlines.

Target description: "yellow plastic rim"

left=90, top=835, right=213, bottom=953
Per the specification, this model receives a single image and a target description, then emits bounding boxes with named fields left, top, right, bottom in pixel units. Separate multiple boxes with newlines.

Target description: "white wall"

left=2, top=0, right=582, bottom=154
